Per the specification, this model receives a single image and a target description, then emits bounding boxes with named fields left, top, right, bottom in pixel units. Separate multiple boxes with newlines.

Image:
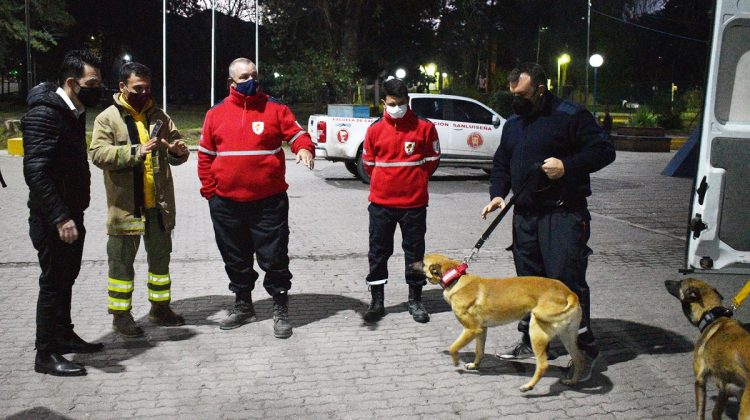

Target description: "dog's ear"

left=429, top=263, right=442, bottom=278
left=684, top=287, right=701, bottom=302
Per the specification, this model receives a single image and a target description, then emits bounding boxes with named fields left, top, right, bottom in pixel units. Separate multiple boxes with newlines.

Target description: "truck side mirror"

left=492, top=114, right=502, bottom=128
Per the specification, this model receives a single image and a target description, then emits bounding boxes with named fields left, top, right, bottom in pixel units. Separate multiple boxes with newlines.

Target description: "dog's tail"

left=534, top=293, right=580, bottom=325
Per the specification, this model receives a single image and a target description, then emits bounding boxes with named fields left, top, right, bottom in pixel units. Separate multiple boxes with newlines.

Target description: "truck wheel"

left=344, top=160, right=358, bottom=176
left=356, top=151, right=371, bottom=184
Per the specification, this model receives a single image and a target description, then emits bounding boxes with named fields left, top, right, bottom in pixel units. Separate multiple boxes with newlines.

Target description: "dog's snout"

left=665, top=280, right=682, bottom=299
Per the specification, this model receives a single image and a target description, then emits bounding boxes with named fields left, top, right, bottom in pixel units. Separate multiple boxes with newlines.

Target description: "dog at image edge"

left=417, top=254, right=585, bottom=392
left=665, top=278, right=750, bottom=420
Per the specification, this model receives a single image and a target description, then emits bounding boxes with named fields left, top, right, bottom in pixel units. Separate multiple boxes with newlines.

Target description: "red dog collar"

left=440, top=263, right=468, bottom=289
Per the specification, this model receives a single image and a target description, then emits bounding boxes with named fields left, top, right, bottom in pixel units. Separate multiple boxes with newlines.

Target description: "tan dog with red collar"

left=665, top=278, right=750, bottom=420
left=418, top=254, right=585, bottom=392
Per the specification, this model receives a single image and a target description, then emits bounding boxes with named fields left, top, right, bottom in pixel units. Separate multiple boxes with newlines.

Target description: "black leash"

left=463, top=163, right=544, bottom=263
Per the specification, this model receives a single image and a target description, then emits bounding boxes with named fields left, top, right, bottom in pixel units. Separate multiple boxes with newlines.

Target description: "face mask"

left=385, top=104, right=408, bottom=119
left=511, top=95, right=534, bottom=117
left=76, top=85, right=101, bottom=108
left=125, top=90, right=150, bottom=111
left=235, top=79, right=258, bottom=96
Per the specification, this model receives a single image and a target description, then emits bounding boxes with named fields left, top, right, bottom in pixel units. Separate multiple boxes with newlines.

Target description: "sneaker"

left=112, top=312, right=144, bottom=338
left=272, top=295, right=292, bottom=339
left=567, top=351, right=607, bottom=383
left=219, top=300, right=256, bottom=330
left=496, top=340, right=560, bottom=360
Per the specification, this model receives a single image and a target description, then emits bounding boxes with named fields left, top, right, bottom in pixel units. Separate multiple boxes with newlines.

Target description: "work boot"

left=148, top=301, right=186, bottom=326
left=219, top=293, right=256, bottom=330
left=407, top=284, right=430, bottom=323
left=112, top=312, right=144, bottom=338
left=35, top=352, right=86, bottom=377
left=272, top=293, right=293, bottom=339
left=363, top=284, right=385, bottom=323
left=57, top=327, right=104, bottom=354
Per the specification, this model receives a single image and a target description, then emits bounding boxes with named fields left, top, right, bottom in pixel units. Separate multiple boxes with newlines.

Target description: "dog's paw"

left=562, top=378, right=577, bottom=386
left=464, top=362, right=479, bottom=370
left=519, top=383, right=534, bottom=392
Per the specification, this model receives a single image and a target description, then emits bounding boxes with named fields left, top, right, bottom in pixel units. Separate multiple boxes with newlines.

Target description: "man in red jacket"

left=198, top=58, right=314, bottom=338
left=361, top=78, right=440, bottom=323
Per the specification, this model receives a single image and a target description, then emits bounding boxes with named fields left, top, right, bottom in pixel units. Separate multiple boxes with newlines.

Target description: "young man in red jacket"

left=198, top=58, right=315, bottom=338
left=361, top=78, right=440, bottom=323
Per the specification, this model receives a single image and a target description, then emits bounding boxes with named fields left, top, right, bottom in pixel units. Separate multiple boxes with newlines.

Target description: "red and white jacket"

left=198, top=88, right=315, bottom=202
left=363, top=109, right=440, bottom=208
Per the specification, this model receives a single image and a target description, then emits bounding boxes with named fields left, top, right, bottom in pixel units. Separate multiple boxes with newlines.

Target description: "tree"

left=0, top=0, right=72, bottom=92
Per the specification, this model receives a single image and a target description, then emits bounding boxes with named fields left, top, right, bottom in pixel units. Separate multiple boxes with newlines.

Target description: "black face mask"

left=76, top=85, right=101, bottom=108
left=512, top=95, right=534, bottom=116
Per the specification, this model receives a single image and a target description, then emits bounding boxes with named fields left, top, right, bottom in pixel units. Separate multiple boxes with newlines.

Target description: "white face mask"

left=385, top=104, right=408, bottom=119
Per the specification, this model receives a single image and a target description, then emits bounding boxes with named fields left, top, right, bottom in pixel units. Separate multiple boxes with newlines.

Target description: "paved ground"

left=0, top=149, right=748, bottom=420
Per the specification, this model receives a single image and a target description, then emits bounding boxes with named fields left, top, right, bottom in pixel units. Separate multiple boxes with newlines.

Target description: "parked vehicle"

left=308, top=93, right=506, bottom=183
left=685, top=0, right=749, bottom=274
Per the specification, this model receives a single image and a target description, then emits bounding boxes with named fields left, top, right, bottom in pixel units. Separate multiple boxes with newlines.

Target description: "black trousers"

left=208, top=192, right=292, bottom=298
left=367, top=204, right=426, bottom=287
left=512, top=208, right=597, bottom=353
left=29, top=214, right=85, bottom=353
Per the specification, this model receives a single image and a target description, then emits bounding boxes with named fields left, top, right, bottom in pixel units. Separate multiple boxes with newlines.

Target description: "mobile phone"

left=150, top=120, right=164, bottom=140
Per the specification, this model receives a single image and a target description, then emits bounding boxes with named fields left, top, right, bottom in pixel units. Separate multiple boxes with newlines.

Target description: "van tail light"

left=317, top=121, right=327, bottom=143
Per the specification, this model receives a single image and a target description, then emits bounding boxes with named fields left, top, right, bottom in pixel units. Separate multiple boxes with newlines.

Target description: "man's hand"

left=162, top=139, right=189, bottom=157
left=481, top=197, right=506, bottom=219
left=542, top=157, right=565, bottom=180
left=296, top=149, right=314, bottom=170
left=56, top=219, right=79, bottom=244
left=139, top=138, right=159, bottom=158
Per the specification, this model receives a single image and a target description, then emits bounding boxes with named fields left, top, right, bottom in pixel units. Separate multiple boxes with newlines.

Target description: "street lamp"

left=122, top=54, right=132, bottom=62
left=589, top=54, right=603, bottom=117
left=395, top=68, right=406, bottom=79
left=556, top=53, right=570, bottom=97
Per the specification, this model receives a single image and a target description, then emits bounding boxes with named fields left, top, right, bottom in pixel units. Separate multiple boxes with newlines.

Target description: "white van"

left=686, top=0, right=750, bottom=274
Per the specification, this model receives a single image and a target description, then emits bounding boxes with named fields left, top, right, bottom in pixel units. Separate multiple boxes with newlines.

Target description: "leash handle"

left=731, top=278, right=750, bottom=311
left=464, top=163, right=544, bottom=262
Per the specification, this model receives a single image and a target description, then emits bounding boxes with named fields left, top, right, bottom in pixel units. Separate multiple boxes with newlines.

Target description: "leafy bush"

left=487, top=91, right=513, bottom=118
left=630, top=106, right=659, bottom=127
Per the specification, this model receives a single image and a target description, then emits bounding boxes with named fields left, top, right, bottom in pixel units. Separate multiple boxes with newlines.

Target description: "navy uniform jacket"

left=490, top=92, right=615, bottom=211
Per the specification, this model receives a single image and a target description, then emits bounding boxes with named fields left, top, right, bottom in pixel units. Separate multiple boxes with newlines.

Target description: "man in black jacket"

left=481, top=63, right=616, bottom=382
left=22, top=50, right=104, bottom=376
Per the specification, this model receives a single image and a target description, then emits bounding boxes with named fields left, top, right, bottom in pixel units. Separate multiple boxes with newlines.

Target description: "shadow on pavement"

left=72, top=293, right=366, bottom=373
left=5, top=407, right=73, bottom=420
left=432, top=317, right=694, bottom=397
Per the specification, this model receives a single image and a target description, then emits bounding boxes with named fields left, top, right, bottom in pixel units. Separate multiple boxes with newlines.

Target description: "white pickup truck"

left=308, top=93, right=506, bottom=183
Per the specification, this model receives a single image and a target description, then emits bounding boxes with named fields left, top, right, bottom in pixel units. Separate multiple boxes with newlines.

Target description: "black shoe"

left=408, top=285, right=430, bottom=323
left=272, top=294, right=293, bottom=339
left=112, top=312, right=145, bottom=338
left=496, top=339, right=560, bottom=360
left=219, top=299, right=256, bottom=330
left=149, top=302, right=186, bottom=327
left=34, top=352, right=86, bottom=376
left=57, top=331, right=104, bottom=354
left=363, top=285, right=385, bottom=323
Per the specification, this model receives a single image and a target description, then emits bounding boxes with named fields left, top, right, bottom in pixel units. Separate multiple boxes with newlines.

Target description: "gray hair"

left=228, top=58, right=256, bottom=78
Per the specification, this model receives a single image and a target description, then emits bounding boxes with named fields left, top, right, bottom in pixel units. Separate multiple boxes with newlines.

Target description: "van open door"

left=686, top=0, right=750, bottom=273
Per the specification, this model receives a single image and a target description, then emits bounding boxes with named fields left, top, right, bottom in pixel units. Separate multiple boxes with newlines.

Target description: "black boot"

left=220, top=292, right=256, bottom=330
left=407, top=284, right=430, bottom=323
left=35, top=352, right=86, bottom=376
left=272, top=293, right=292, bottom=339
left=363, top=285, right=385, bottom=323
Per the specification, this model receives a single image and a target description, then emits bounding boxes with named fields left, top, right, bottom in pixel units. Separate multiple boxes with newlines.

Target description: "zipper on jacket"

left=242, top=101, right=247, bottom=131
